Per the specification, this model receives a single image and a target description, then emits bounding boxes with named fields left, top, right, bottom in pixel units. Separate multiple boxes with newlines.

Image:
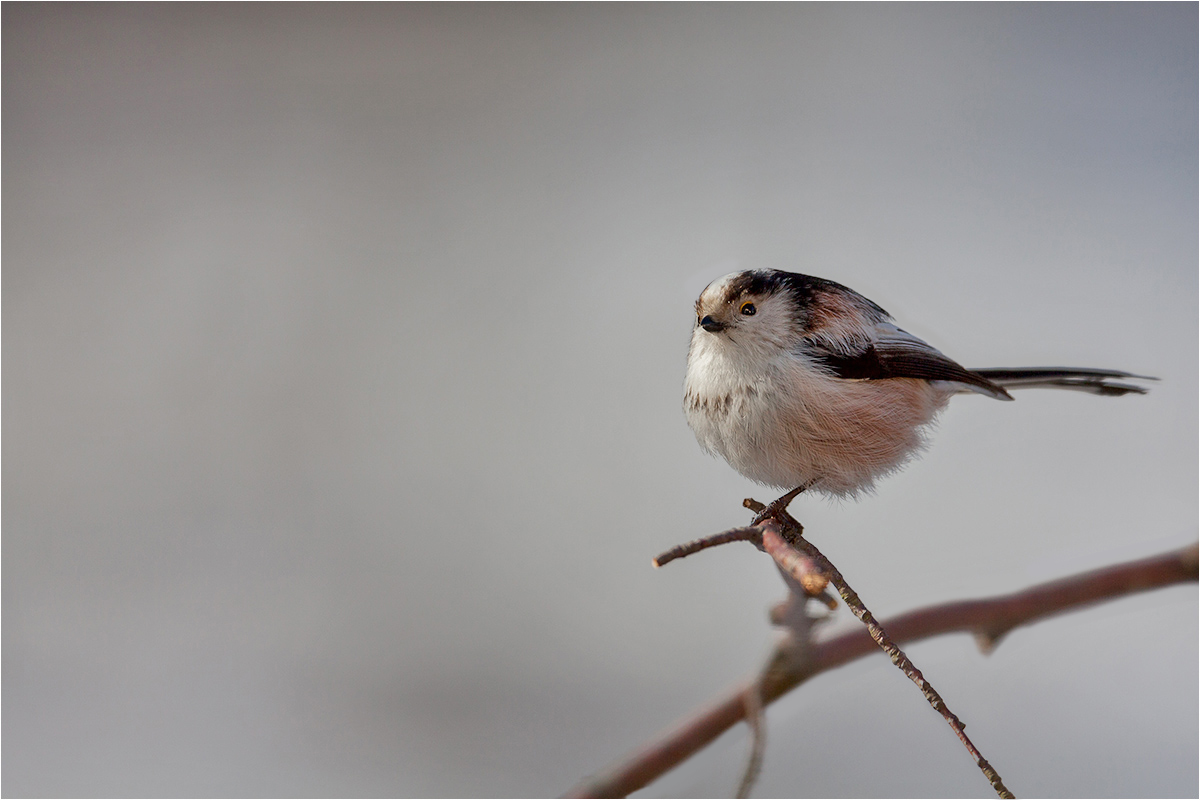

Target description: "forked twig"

left=650, top=505, right=1012, bottom=797
left=761, top=516, right=1012, bottom=797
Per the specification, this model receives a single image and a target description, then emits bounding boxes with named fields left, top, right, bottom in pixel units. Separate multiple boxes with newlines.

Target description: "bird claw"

left=748, top=482, right=813, bottom=526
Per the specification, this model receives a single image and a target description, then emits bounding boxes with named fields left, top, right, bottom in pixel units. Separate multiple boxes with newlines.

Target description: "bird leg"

left=749, top=481, right=813, bottom=526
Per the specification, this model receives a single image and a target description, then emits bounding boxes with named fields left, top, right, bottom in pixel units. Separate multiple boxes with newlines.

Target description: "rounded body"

left=683, top=269, right=1148, bottom=498
left=684, top=324, right=954, bottom=496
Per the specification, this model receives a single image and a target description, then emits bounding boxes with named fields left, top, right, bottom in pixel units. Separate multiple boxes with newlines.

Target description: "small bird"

left=683, top=269, right=1152, bottom=506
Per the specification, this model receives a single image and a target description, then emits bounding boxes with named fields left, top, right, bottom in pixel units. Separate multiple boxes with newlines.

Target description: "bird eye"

left=740, top=302, right=756, bottom=316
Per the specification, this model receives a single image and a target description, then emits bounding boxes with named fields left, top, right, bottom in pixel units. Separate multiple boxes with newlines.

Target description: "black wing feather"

left=805, top=328, right=1012, bottom=400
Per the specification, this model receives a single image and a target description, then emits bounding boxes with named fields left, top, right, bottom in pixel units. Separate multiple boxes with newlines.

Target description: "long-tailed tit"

left=684, top=269, right=1152, bottom=504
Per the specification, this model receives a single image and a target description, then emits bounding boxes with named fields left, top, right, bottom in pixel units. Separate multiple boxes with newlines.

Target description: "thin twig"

left=762, top=519, right=1013, bottom=798
left=735, top=680, right=766, bottom=798
left=739, top=567, right=829, bottom=799
left=564, top=542, right=1197, bottom=798
left=761, top=531, right=829, bottom=599
left=651, top=526, right=762, bottom=568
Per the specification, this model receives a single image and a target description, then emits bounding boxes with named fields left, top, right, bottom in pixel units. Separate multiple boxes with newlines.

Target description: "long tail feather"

left=971, top=367, right=1157, bottom=397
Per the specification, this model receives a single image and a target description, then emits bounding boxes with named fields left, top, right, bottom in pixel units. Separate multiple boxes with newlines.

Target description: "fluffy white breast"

left=684, top=321, right=953, bottom=496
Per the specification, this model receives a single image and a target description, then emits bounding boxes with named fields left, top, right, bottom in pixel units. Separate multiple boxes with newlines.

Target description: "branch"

left=564, top=542, right=1197, bottom=798
left=734, top=678, right=765, bottom=799
left=762, top=520, right=1011, bottom=797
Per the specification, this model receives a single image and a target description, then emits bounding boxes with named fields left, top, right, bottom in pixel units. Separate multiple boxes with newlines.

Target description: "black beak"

left=698, top=315, right=727, bottom=333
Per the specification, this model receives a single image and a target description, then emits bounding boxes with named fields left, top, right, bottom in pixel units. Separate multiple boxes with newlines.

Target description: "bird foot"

left=747, top=482, right=812, bottom=526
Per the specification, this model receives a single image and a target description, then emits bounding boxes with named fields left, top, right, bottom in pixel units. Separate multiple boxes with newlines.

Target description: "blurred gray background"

left=4, top=4, right=1197, bottom=797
